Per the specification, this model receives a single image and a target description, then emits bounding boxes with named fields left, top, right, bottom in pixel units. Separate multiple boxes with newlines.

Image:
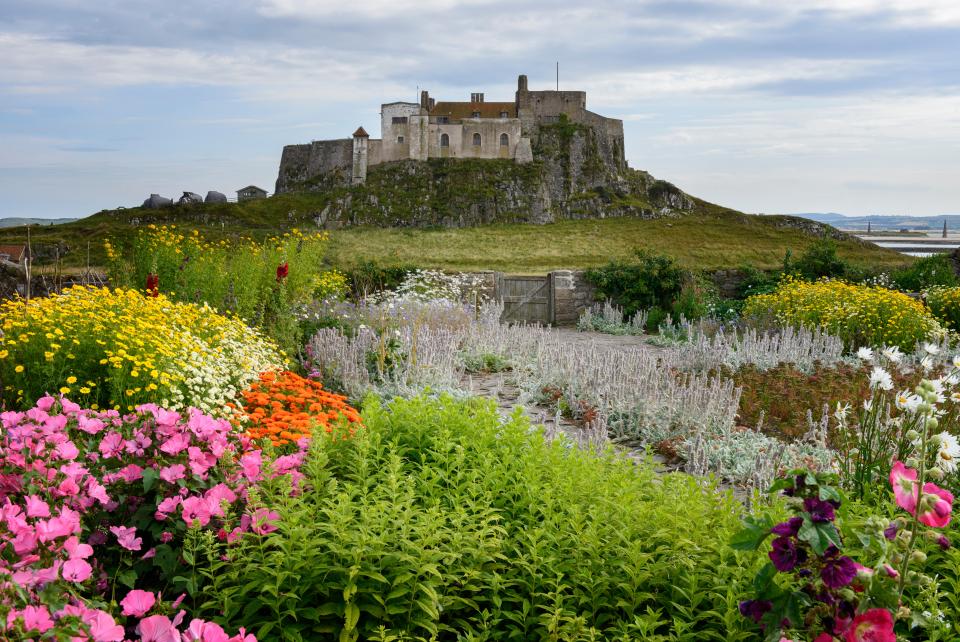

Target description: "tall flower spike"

left=889, top=461, right=918, bottom=515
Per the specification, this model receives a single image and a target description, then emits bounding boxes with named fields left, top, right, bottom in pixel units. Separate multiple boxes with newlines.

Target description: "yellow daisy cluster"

left=313, top=269, right=350, bottom=301
left=742, top=277, right=941, bottom=350
left=0, top=286, right=285, bottom=415
left=926, top=286, right=960, bottom=331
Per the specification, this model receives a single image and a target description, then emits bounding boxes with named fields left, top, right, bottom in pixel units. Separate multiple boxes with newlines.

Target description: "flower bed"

left=0, top=395, right=308, bottom=640
left=742, top=278, right=940, bottom=350
left=0, top=286, right=284, bottom=415
left=235, top=370, right=361, bottom=448
left=925, top=286, right=960, bottom=331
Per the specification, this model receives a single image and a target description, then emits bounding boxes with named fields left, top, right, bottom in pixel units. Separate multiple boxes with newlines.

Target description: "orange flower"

left=235, top=370, right=361, bottom=447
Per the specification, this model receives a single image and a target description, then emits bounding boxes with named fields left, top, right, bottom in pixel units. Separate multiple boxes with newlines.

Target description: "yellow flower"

left=59, top=386, right=71, bottom=394
left=66, top=376, right=77, bottom=384
left=14, top=365, right=23, bottom=373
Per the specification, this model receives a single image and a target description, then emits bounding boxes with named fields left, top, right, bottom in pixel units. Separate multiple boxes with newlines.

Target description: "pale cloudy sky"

left=1, top=0, right=958, bottom=218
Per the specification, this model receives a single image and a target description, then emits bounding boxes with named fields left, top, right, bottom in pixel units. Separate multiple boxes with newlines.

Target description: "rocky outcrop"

left=278, top=116, right=696, bottom=229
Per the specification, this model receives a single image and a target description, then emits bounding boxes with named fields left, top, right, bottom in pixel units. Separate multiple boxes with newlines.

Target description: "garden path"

left=460, top=327, right=675, bottom=469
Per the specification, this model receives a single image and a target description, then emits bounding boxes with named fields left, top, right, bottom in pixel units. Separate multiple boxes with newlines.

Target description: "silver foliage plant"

left=679, top=322, right=845, bottom=373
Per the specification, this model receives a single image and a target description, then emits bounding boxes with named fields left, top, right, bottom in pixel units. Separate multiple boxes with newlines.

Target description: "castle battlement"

left=276, top=74, right=624, bottom=192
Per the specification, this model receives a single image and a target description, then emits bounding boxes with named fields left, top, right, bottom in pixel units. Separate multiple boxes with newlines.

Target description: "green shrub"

left=341, top=260, right=418, bottom=298
left=585, top=249, right=691, bottom=318
left=793, top=239, right=848, bottom=280
left=198, top=396, right=765, bottom=641
left=892, top=254, right=958, bottom=291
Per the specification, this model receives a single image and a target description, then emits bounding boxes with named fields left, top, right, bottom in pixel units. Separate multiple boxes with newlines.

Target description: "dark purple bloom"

left=938, top=535, right=951, bottom=550
left=821, top=555, right=857, bottom=588
left=771, top=516, right=804, bottom=537
left=883, top=522, right=898, bottom=541
left=739, top=599, right=772, bottom=623
left=770, top=536, right=801, bottom=572
left=803, top=497, right=836, bottom=523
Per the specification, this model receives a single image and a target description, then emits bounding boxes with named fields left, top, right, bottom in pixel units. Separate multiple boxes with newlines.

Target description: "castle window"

left=440, top=133, right=449, bottom=147
left=436, top=116, right=449, bottom=124
left=499, top=111, right=509, bottom=118
left=472, top=133, right=481, bottom=146
left=471, top=111, right=481, bottom=118
left=397, top=136, right=404, bottom=144
left=500, top=133, right=509, bottom=147
left=391, top=116, right=408, bottom=124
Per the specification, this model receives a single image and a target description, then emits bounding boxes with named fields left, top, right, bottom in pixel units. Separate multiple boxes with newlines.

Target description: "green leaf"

left=730, top=515, right=774, bottom=551
left=818, top=485, right=841, bottom=503
left=118, top=570, right=138, bottom=589
left=343, top=603, right=360, bottom=632
left=797, top=518, right=842, bottom=556
left=142, top=467, right=159, bottom=494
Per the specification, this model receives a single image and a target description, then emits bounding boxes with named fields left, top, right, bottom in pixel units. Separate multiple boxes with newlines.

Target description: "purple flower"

left=938, top=535, right=951, bottom=550
left=821, top=554, right=857, bottom=588
left=883, top=522, right=899, bottom=541
left=771, top=516, right=804, bottom=537
left=738, top=599, right=772, bottom=623
left=803, top=497, right=836, bottom=523
left=769, top=536, right=802, bottom=572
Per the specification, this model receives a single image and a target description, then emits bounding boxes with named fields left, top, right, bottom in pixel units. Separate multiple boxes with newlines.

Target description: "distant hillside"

left=0, top=164, right=910, bottom=274
left=797, top=213, right=960, bottom=231
left=0, top=217, right=77, bottom=228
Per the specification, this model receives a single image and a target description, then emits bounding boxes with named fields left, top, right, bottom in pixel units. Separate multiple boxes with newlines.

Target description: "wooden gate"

left=497, top=274, right=553, bottom=325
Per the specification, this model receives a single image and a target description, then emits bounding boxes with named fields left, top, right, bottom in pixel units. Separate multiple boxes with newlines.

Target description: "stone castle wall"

left=276, top=139, right=352, bottom=192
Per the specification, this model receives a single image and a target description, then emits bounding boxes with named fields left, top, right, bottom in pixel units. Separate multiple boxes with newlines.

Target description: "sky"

left=1, top=0, right=959, bottom=219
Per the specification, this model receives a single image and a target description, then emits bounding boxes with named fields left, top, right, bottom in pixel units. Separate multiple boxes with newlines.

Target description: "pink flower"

left=137, top=615, right=180, bottom=642
left=86, top=477, right=110, bottom=504
left=918, top=483, right=953, bottom=528
left=19, top=605, right=55, bottom=633
left=160, top=531, right=174, bottom=543
left=25, top=494, right=51, bottom=518
left=227, top=629, right=257, bottom=642
left=184, top=619, right=229, bottom=642
left=98, top=431, right=125, bottom=458
left=181, top=496, right=212, bottom=527
left=36, top=395, right=56, bottom=411
left=84, top=609, right=125, bottom=642
left=160, top=432, right=190, bottom=455
left=121, top=589, right=157, bottom=617
left=843, top=608, right=896, bottom=642
left=109, top=525, right=142, bottom=551
left=55, top=440, right=79, bottom=460
left=77, top=415, right=106, bottom=434
left=62, top=558, right=93, bottom=582
left=160, top=464, right=187, bottom=483
left=889, top=461, right=918, bottom=514
left=64, top=535, right=93, bottom=559
left=119, top=463, right=145, bottom=482
left=239, top=451, right=262, bottom=482
left=250, top=508, right=280, bottom=535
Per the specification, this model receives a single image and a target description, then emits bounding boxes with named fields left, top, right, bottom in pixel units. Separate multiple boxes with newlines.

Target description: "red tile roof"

left=352, top=126, right=369, bottom=137
left=429, top=102, right=516, bottom=120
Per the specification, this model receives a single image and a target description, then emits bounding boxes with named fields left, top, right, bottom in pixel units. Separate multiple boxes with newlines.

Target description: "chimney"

left=517, top=74, right=528, bottom=92
left=471, top=92, right=484, bottom=103
left=428, top=98, right=435, bottom=110
left=420, top=90, right=430, bottom=109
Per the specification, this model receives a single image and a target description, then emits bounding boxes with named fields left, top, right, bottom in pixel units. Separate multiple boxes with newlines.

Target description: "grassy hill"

left=0, top=161, right=910, bottom=275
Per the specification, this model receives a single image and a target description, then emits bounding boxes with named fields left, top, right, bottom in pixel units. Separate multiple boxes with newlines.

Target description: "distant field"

left=327, top=212, right=912, bottom=274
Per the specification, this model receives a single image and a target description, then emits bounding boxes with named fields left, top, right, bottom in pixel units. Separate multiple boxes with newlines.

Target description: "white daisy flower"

left=882, top=346, right=903, bottom=363
left=936, top=432, right=960, bottom=473
left=895, top=391, right=922, bottom=412
left=921, top=355, right=935, bottom=372
left=924, top=342, right=940, bottom=356
left=953, top=354, right=960, bottom=369
left=857, top=346, right=874, bottom=362
left=869, top=366, right=894, bottom=391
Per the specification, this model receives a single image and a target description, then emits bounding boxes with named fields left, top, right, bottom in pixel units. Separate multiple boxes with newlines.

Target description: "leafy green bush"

left=341, top=260, right=419, bottom=298
left=793, top=239, right=848, bottom=280
left=892, top=254, right=958, bottom=291
left=199, top=396, right=765, bottom=641
left=585, top=249, right=689, bottom=318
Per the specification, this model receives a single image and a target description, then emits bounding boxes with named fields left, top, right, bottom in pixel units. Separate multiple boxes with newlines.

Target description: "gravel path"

left=460, top=327, right=674, bottom=468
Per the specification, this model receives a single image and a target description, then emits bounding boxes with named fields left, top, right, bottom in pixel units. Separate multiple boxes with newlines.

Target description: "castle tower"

left=352, top=126, right=369, bottom=185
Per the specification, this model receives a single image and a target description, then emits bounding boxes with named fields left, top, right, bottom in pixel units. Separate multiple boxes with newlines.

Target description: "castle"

left=275, top=74, right=626, bottom=192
